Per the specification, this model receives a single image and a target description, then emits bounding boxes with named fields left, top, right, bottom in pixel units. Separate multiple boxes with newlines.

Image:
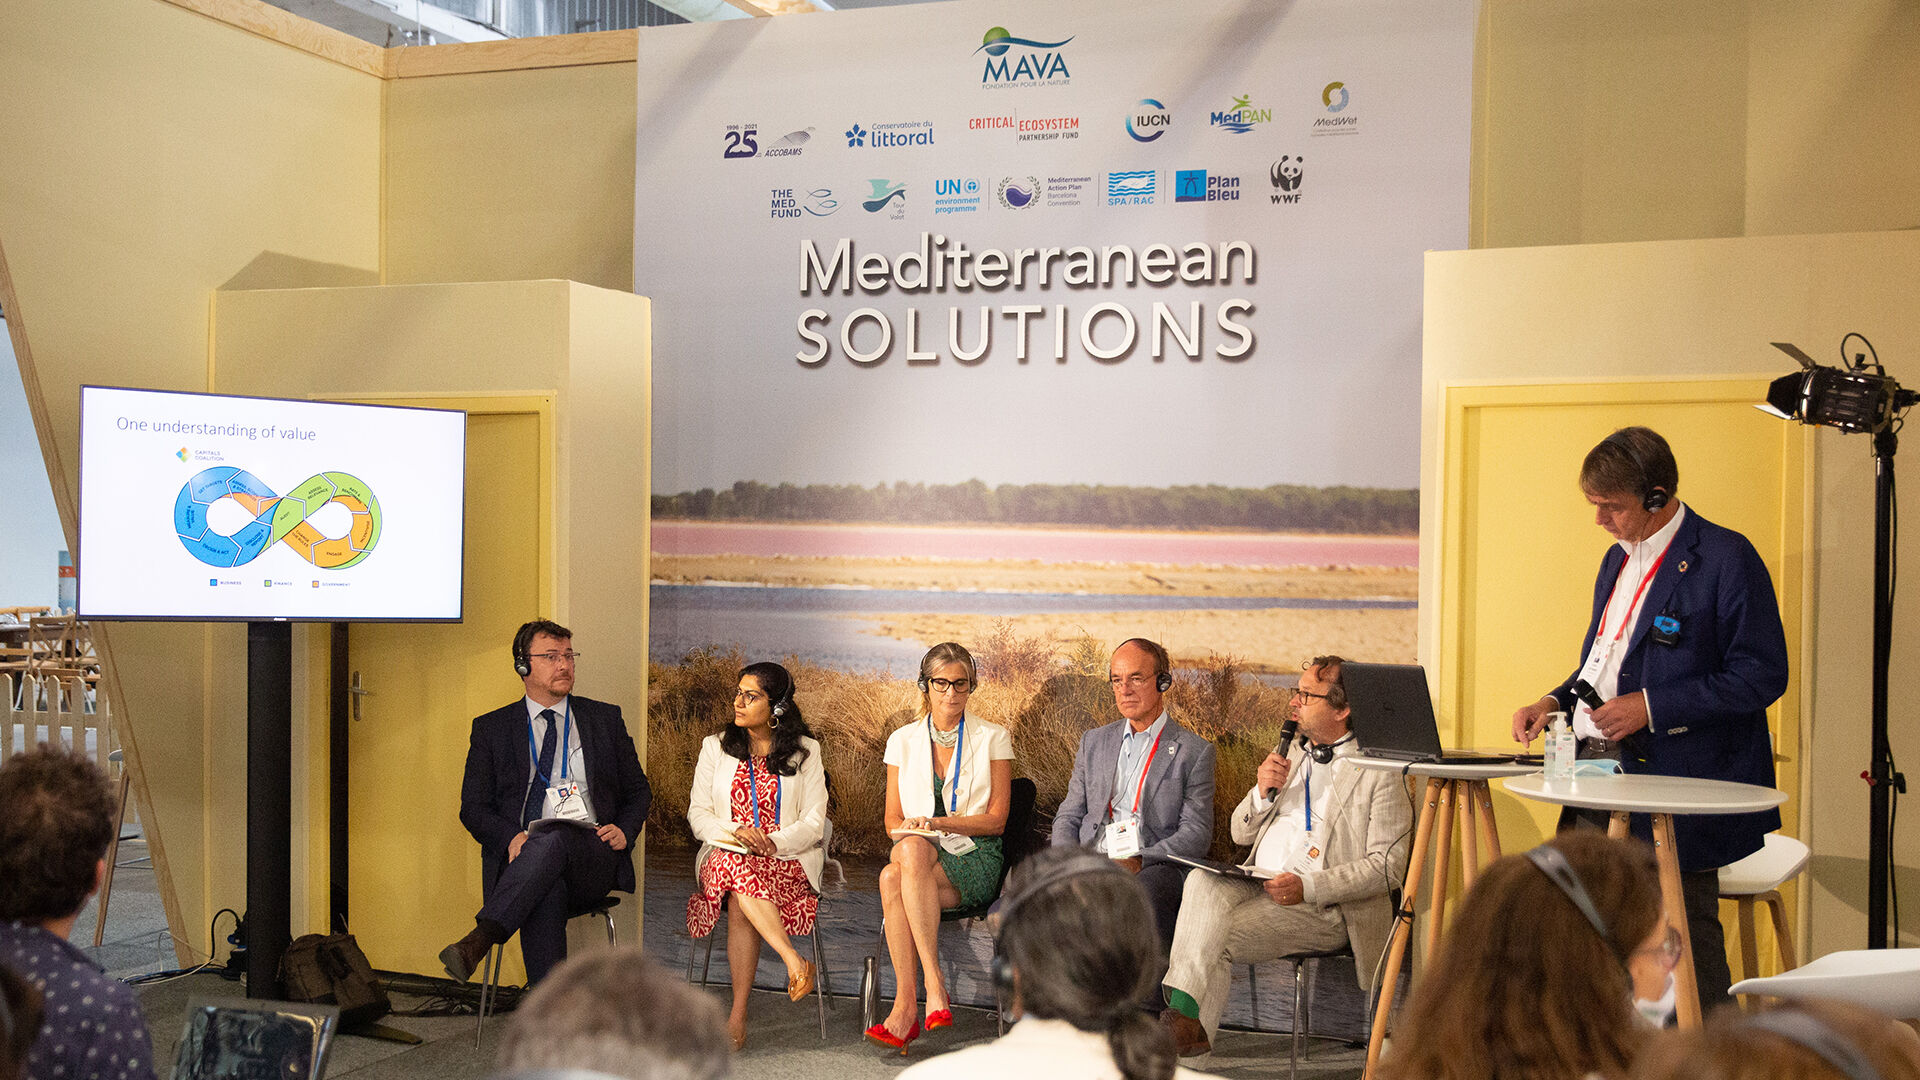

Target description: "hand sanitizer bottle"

left=1546, top=712, right=1574, bottom=781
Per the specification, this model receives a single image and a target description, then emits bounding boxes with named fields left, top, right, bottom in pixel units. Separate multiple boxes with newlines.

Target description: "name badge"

left=938, top=832, right=977, bottom=856
left=1283, top=837, right=1326, bottom=877
left=544, top=779, right=593, bottom=823
left=1578, top=646, right=1609, bottom=688
left=1104, top=817, right=1142, bottom=860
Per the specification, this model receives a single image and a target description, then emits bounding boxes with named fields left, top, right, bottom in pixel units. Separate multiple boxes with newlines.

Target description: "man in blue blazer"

left=1053, top=638, right=1216, bottom=962
left=1514, top=427, right=1787, bottom=1009
left=440, top=619, right=652, bottom=986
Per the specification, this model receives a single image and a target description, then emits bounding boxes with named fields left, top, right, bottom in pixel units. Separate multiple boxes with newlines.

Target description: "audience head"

left=1292, top=654, right=1352, bottom=744
left=0, top=745, right=118, bottom=923
left=495, top=947, right=729, bottom=1080
left=1633, top=999, right=1920, bottom=1080
left=721, top=661, right=815, bottom=776
left=993, top=846, right=1176, bottom=1080
left=1109, top=638, right=1171, bottom=726
left=0, top=965, right=42, bottom=1080
left=513, top=619, right=576, bottom=705
left=916, top=642, right=977, bottom=721
left=1378, top=831, right=1662, bottom=1080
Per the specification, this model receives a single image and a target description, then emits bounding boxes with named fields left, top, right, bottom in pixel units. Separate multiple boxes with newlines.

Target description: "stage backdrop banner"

left=635, top=0, right=1472, bottom=878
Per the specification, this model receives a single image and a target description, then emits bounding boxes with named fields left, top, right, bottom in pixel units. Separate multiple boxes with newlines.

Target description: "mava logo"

left=1210, top=94, right=1271, bottom=135
left=1127, top=99, right=1172, bottom=143
left=1269, top=156, right=1304, bottom=204
left=1323, top=81, right=1350, bottom=112
left=803, top=188, right=839, bottom=217
left=975, top=26, right=1073, bottom=86
left=997, top=176, right=1039, bottom=210
left=862, top=179, right=906, bottom=213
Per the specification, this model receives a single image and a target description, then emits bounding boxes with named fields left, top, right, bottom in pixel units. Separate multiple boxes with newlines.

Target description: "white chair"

left=1718, top=832, right=1809, bottom=1002
left=1730, top=949, right=1920, bottom=1020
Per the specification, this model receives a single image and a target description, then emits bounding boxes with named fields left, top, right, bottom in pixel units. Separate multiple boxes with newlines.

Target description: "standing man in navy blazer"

left=1513, top=427, right=1787, bottom=1010
left=440, top=619, right=652, bottom=986
left=1052, top=637, right=1216, bottom=965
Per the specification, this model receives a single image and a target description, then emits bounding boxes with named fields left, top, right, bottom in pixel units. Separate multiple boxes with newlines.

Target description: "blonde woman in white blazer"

left=685, top=662, right=828, bottom=1051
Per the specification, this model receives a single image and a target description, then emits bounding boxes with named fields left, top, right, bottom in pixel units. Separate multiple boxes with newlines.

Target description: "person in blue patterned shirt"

left=0, top=745, right=156, bottom=1080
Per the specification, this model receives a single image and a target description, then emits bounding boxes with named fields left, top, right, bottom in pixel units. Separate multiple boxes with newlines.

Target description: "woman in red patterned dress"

left=685, top=661, right=828, bottom=1051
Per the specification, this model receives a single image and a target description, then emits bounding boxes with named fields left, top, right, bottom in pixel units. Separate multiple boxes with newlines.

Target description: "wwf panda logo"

left=1269, top=156, right=1304, bottom=192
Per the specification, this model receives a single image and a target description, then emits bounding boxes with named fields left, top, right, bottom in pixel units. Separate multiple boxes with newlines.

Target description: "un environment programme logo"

left=1210, top=94, right=1272, bottom=135
left=934, top=178, right=982, bottom=216
left=1127, top=99, right=1172, bottom=142
left=975, top=26, right=1074, bottom=87
left=997, top=176, right=1039, bottom=210
left=1105, top=170, right=1156, bottom=206
left=1314, top=82, right=1358, bottom=135
left=1270, top=156, right=1304, bottom=204
left=174, top=467, right=381, bottom=569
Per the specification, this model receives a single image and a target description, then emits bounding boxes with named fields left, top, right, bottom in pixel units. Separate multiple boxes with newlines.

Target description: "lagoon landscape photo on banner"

left=635, top=0, right=1472, bottom=870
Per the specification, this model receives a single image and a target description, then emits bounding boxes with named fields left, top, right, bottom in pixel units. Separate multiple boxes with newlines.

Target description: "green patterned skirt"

left=933, top=778, right=1003, bottom=909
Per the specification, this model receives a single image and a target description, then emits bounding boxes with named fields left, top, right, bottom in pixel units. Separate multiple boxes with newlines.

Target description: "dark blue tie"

left=523, top=708, right=557, bottom=828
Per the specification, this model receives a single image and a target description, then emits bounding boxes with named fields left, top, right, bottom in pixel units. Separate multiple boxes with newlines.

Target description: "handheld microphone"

left=1571, top=679, right=1605, bottom=712
left=1265, top=717, right=1300, bottom=800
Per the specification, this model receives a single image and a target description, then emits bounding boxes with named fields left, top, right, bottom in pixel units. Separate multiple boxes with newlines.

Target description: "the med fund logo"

left=975, top=26, right=1074, bottom=88
left=1210, top=94, right=1272, bottom=135
left=847, top=120, right=936, bottom=149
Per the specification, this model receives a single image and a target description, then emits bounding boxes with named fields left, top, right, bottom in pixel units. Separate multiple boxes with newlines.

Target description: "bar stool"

left=1718, top=832, right=1809, bottom=1003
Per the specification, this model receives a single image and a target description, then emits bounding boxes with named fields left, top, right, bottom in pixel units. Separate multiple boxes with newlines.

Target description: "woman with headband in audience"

left=1634, top=997, right=1920, bottom=1080
left=685, top=661, right=828, bottom=1051
left=1378, top=831, right=1673, bottom=1080
left=900, top=846, right=1217, bottom=1080
left=868, top=642, right=1016, bottom=1053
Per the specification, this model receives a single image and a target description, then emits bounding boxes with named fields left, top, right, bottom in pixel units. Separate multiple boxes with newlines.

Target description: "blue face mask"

left=1633, top=970, right=1677, bottom=1029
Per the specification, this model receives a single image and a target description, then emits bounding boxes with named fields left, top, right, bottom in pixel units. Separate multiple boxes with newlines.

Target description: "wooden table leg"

left=1426, top=783, right=1458, bottom=968
left=1608, top=811, right=1630, bottom=840
left=1652, top=813, right=1702, bottom=1028
left=1472, top=781, right=1502, bottom=859
left=1461, top=781, right=1482, bottom=889
left=1365, top=777, right=1441, bottom=1080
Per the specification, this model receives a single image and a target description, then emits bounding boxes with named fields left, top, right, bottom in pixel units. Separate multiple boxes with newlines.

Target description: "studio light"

left=1759, top=340, right=1919, bottom=433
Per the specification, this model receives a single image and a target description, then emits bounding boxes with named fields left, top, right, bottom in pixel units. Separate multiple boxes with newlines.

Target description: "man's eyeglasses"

left=530, top=651, right=580, bottom=665
left=1291, top=687, right=1330, bottom=703
left=927, top=677, right=972, bottom=694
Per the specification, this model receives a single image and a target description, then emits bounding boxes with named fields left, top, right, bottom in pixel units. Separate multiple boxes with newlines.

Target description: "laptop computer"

left=1342, top=662, right=1529, bottom=764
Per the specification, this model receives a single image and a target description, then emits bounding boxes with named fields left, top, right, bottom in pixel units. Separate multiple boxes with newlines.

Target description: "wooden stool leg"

left=1735, top=897, right=1759, bottom=1011
left=1472, top=781, right=1503, bottom=859
left=1426, top=783, right=1458, bottom=968
left=1608, top=810, right=1630, bottom=839
left=1764, top=891, right=1797, bottom=972
left=1461, top=781, right=1482, bottom=889
left=1364, top=777, right=1441, bottom=1080
left=1652, top=814, right=1702, bottom=1028
left=94, top=766, right=131, bottom=947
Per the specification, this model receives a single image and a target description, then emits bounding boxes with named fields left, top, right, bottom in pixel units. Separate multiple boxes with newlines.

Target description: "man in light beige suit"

left=1160, top=654, right=1412, bottom=1056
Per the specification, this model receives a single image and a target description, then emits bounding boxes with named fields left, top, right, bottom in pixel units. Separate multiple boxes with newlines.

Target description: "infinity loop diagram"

left=173, top=466, right=382, bottom=568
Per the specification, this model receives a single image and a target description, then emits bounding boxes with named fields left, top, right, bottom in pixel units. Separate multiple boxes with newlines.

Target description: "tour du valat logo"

left=862, top=179, right=907, bottom=219
left=1210, top=94, right=1272, bottom=135
left=975, top=26, right=1074, bottom=88
left=1127, top=99, right=1172, bottom=143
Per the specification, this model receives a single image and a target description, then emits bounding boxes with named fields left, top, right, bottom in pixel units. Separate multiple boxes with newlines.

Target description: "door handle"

left=348, top=671, right=369, bottom=722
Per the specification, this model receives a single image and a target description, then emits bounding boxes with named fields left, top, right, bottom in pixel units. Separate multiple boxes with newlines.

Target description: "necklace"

left=930, top=721, right=960, bottom=748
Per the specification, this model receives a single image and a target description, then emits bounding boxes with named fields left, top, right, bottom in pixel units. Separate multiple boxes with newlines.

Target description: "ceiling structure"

left=262, top=0, right=932, bottom=46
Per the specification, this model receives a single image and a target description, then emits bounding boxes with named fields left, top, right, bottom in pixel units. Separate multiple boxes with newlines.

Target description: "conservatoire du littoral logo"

left=975, top=26, right=1074, bottom=87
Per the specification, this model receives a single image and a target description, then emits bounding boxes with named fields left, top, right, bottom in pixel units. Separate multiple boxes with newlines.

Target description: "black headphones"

left=1738, top=1010, right=1884, bottom=1080
left=770, top=678, right=794, bottom=726
left=1301, top=731, right=1354, bottom=765
left=1156, top=669, right=1173, bottom=693
left=1603, top=431, right=1670, bottom=513
left=990, top=859, right=1122, bottom=1017
left=512, top=622, right=536, bottom=677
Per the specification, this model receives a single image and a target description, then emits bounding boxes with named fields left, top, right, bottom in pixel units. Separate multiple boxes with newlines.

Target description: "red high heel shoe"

left=925, top=1008, right=954, bottom=1030
left=864, top=1020, right=922, bottom=1054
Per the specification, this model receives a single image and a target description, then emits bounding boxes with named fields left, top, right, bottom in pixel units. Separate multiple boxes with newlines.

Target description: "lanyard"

left=746, top=758, right=780, bottom=829
left=1108, top=726, right=1167, bottom=819
left=1598, top=548, right=1668, bottom=655
left=526, top=700, right=573, bottom=786
left=928, top=715, right=966, bottom=812
left=1304, top=760, right=1315, bottom=833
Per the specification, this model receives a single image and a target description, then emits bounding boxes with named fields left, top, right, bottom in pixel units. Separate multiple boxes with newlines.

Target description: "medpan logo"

left=1269, top=156, right=1304, bottom=203
left=1127, top=99, right=1172, bottom=142
left=975, top=26, right=1074, bottom=86
left=1209, top=94, right=1271, bottom=135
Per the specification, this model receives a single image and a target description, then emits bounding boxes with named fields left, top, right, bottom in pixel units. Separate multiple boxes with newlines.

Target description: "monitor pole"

left=247, top=620, right=292, bottom=996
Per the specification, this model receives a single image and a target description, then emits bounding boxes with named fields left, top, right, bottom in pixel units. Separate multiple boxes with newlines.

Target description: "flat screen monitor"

left=78, top=386, right=466, bottom=622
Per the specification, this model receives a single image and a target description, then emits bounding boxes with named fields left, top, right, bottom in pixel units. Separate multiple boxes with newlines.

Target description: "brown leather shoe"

left=438, top=926, right=493, bottom=983
left=1160, top=1008, right=1211, bottom=1057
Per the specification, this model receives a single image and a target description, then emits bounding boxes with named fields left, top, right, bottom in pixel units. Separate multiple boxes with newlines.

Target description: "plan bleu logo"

left=975, top=26, right=1074, bottom=87
left=1127, top=99, right=1172, bottom=142
left=1209, top=94, right=1272, bottom=135
left=1175, top=169, right=1241, bottom=203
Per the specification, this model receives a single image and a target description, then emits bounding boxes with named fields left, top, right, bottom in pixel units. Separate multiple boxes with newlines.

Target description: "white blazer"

left=884, top=714, right=1015, bottom=819
left=687, top=733, right=828, bottom=893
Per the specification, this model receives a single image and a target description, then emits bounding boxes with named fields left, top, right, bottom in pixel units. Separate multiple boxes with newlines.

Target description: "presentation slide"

left=77, top=387, right=466, bottom=621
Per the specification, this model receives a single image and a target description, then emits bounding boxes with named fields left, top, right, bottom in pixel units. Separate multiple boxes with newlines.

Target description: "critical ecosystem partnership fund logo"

left=975, top=26, right=1073, bottom=87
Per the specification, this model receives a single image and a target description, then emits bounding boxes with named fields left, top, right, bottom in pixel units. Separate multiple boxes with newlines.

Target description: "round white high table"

left=1503, top=772, right=1787, bottom=1030
left=1350, top=756, right=1538, bottom=1080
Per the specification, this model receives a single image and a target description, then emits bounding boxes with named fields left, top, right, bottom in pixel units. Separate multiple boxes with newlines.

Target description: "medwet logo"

left=975, top=26, right=1074, bottom=87
left=1269, top=156, right=1304, bottom=203
left=1210, top=94, right=1271, bottom=135
left=1105, top=170, right=1156, bottom=206
left=997, top=176, right=1039, bottom=210
left=1314, top=82, right=1359, bottom=135
left=1127, top=99, right=1172, bottom=142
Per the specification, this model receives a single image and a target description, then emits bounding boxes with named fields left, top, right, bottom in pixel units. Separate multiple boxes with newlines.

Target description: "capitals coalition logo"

left=1210, top=94, right=1272, bottom=135
left=1174, top=169, right=1240, bottom=203
left=1314, top=82, right=1359, bottom=135
left=1269, top=156, right=1304, bottom=203
left=975, top=26, right=1073, bottom=87
left=861, top=179, right=907, bottom=218
left=1105, top=170, right=1156, bottom=206
left=1127, top=99, right=1172, bottom=142
left=848, top=120, right=935, bottom=149
left=997, top=176, right=1039, bottom=210
left=175, top=447, right=190, bottom=462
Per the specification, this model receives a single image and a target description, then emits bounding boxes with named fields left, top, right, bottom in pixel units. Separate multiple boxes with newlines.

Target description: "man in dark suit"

left=1513, top=426, right=1788, bottom=1009
left=440, top=619, right=651, bottom=986
left=1052, top=637, right=1216, bottom=961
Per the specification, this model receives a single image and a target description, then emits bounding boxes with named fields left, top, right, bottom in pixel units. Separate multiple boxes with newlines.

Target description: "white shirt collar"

left=525, top=695, right=571, bottom=723
left=1122, top=710, right=1169, bottom=743
left=1617, top=502, right=1686, bottom=560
